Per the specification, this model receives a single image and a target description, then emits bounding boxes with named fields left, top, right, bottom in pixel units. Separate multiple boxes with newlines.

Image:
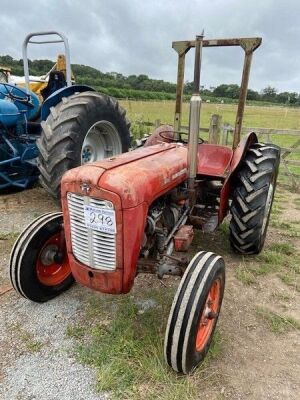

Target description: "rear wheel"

left=229, top=143, right=280, bottom=254
left=164, top=251, right=225, bottom=374
left=9, top=212, right=73, bottom=302
left=37, top=91, right=131, bottom=199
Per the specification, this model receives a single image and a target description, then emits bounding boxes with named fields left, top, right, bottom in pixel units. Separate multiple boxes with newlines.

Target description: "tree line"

left=0, top=55, right=299, bottom=105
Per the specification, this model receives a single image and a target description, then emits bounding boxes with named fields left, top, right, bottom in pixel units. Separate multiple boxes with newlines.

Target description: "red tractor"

left=10, top=35, right=280, bottom=374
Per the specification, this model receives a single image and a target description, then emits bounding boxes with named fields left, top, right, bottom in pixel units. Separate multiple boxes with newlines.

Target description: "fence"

left=141, top=115, right=300, bottom=190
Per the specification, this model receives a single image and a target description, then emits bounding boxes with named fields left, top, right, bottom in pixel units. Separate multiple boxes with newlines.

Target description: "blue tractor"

left=0, top=31, right=131, bottom=197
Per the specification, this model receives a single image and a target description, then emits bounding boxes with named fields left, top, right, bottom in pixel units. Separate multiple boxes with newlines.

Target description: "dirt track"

left=0, top=186, right=299, bottom=399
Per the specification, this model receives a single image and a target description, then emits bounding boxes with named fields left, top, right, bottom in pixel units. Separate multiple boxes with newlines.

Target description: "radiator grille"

left=67, top=192, right=117, bottom=271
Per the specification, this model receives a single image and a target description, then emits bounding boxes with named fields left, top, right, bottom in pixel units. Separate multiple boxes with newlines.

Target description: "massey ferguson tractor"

left=10, top=35, right=280, bottom=374
left=0, top=31, right=130, bottom=194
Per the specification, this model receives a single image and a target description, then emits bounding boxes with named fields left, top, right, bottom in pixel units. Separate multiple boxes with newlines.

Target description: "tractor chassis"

left=9, top=33, right=281, bottom=375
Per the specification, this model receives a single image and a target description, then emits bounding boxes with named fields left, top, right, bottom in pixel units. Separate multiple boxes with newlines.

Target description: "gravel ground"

left=0, top=188, right=107, bottom=400
left=0, top=286, right=108, bottom=400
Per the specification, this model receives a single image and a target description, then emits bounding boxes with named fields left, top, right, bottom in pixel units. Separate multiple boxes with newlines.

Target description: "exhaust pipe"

left=187, top=33, right=204, bottom=206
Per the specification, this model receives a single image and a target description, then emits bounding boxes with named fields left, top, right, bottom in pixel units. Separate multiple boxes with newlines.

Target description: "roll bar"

left=172, top=37, right=262, bottom=148
left=22, top=31, right=72, bottom=92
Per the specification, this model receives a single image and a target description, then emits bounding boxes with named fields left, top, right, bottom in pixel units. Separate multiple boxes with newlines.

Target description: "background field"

left=122, top=100, right=300, bottom=185
left=120, top=100, right=300, bottom=130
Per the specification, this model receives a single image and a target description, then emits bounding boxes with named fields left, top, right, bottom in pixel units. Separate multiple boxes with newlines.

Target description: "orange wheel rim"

left=36, top=233, right=70, bottom=286
left=195, top=278, right=221, bottom=352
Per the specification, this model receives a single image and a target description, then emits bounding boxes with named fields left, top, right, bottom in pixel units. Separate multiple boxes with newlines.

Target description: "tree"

left=261, top=86, right=277, bottom=101
left=247, top=89, right=260, bottom=101
left=213, top=84, right=240, bottom=99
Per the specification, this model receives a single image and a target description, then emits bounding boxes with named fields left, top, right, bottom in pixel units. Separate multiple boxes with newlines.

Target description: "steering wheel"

left=0, top=83, right=34, bottom=108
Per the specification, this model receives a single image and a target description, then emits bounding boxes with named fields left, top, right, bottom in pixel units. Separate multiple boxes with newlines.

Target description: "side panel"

left=218, top=132, right=258, bottom=222
left=122, top=203, right=148, bottom=292
left=41, top=84, right=95, bottom=120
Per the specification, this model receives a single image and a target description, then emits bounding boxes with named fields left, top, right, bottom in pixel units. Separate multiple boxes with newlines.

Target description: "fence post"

left=154, top=119, right=161, bottom=128
left=221, top=123, right=231, bottom=145
left=208, top=114, right=222, bottom=144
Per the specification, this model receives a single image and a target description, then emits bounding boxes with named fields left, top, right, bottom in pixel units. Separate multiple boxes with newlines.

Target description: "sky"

left=1, top=0, right=300, bottom=93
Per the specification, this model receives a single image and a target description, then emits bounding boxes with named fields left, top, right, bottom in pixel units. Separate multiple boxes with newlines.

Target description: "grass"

left=294, top=198, right=300, bottom=210
left=67, top=288, right=223, bottom=400
left=11, top=323, right=44, bottom=353
left=235, top=265, right=257, bottom=285
left=120, top=100, right=300, bottom=131
left=267, top=242, right=294, bottom=255
left=256, top=307, right=300, bottom=334
left=0, top=231, right=19, bottom=240
left=270, top=291, right=291, bottom=302
left=121, top=100, right=300, bottom=185
left=270, top=192, right=300, bottom=237
left=235, top=236, right=300, bottom=290
left=120, top=100, right=300, bottom=167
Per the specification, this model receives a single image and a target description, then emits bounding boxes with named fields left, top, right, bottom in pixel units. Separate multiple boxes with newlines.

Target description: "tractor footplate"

left=189, top=205, right=219, bottom=232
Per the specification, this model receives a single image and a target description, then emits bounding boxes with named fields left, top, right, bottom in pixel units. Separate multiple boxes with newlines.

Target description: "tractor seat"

left=41, top=71, right=67, bottom=101
left=197, top=144, right=233, bottom=178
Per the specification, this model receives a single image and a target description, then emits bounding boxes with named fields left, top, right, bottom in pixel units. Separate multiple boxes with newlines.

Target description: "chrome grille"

left=67, top=192, right=116, bottom=271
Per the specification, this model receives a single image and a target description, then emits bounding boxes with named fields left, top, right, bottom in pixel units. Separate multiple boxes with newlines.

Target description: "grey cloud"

left=1, top=0, right=300, bottom=92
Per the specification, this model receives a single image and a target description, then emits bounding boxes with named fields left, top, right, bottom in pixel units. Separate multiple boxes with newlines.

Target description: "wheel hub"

left=195, top=279, right=221, bottom=352
left=36, top=233, right=71, bottom=287
left=81, top=120, right=122, bottom=165
left=40, top=244, right=59, bottom=266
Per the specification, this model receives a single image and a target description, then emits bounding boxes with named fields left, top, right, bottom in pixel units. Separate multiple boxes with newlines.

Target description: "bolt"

left=207, top=311, right=218, bottom=320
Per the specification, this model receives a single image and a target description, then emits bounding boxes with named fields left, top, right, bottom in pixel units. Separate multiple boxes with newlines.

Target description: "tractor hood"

left=61, top=143, right=188, bottom=209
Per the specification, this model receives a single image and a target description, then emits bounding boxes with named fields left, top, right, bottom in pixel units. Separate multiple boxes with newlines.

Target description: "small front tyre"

left=9, top=212, right=74, bottom=302
left=164, top=251, right=225, bottom=374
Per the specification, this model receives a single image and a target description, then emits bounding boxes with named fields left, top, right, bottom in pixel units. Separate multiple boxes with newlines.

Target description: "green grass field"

left=120, top=100, right=300, bottom=185
left=120, top=100, right=300, bottom=130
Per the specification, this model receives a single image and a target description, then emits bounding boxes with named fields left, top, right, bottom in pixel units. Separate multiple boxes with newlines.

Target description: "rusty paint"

left=174, top=225, right=194, bottom=251
left=144, top=125, right=175, bottom=146
left=61, top=139, right=236, bottom=294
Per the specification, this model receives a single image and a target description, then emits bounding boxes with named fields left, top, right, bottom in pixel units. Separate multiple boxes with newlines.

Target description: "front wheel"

left=9, top=212, right=74, bottom=302
left=164, top=251, right=225, bottom=374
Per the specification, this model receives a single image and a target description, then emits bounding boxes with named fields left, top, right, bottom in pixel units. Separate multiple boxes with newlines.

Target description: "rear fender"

left=41, top=84, right=95, bottom=120
left=218, top=132, right=258, bottom=222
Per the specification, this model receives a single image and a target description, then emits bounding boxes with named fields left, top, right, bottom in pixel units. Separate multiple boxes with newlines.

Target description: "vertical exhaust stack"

left=187, top=33, right=204, bottom=206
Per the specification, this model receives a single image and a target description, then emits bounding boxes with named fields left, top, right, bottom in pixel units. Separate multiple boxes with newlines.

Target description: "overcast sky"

left=1, top=0, right=299, bottom=93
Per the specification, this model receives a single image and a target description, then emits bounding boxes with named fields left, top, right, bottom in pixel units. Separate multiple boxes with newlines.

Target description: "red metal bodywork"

left=61, top=133, right=256, bottom=295
left=61, top=143, right=188, bottom=294
left=174, top=225, right=194, bottom=251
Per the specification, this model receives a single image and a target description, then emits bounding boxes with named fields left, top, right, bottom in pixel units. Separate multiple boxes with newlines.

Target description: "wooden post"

left=221, top=123, right=231, bottom=145
left=208, top=114, right=222, bottom=144
left=154, top=119, right=161, bottom=128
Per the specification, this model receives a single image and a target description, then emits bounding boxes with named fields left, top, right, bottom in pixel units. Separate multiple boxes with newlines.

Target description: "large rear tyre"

left=9, top=212, right=74, bottom=302
left=229, top=143, right=280, bottom=254
left=164, top=251, right=225, bottom=374
left=37, top=91, right=131, bottom=199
